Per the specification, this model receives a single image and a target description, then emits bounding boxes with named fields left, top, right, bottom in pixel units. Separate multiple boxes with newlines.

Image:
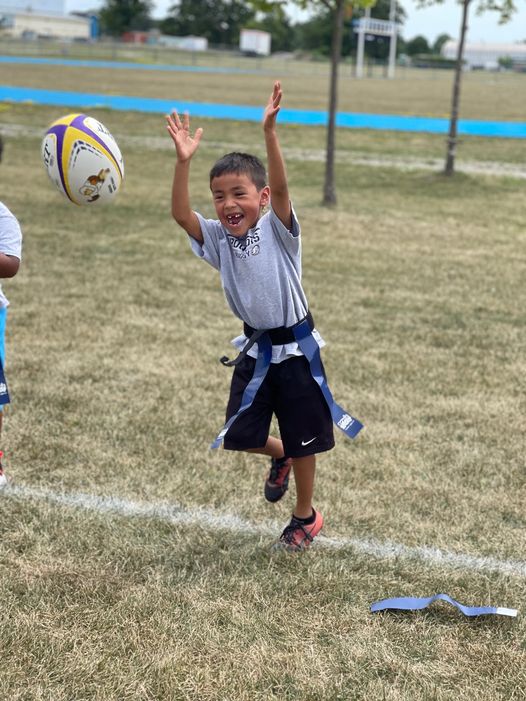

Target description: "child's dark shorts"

left=223, top=354, right=335, bottom=458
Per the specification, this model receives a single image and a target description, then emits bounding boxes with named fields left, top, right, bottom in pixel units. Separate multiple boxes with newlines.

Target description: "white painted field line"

left=7, top=484, right=276, bottom=537
left=5, top=483, right=526, bottom=579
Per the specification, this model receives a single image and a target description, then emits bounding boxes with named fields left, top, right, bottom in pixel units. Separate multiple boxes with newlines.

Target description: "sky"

left=378, top=0, right=526, bottom=44
left=63, top=0, right=526, bottom=45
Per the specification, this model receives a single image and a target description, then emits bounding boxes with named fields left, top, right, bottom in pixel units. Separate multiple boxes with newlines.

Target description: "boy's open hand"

left=263, top=81, right=282, bottom=132
left=166, top=110, right=203, bottom=162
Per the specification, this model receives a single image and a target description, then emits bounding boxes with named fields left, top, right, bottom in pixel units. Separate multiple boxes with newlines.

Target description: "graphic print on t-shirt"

left=227, top=227, right=261, bottom=260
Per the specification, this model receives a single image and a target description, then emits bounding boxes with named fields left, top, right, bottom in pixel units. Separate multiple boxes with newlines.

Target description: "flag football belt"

left=211, top=312, right=363, bottom=449
left=0, top=359, right=10, bottom=407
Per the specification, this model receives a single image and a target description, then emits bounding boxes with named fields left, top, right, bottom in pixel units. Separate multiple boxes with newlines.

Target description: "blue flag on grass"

left=371, top=593, right=517, bottom=618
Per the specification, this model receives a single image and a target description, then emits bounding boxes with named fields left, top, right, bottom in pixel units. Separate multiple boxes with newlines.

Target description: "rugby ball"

left=42, top=113, right=124, bottom=206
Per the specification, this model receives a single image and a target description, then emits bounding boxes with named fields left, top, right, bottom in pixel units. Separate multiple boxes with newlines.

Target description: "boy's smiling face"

left=210, top=172, right=270, bottom=237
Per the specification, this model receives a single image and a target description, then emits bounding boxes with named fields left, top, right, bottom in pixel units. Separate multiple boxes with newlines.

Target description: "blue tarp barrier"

left=1, top=84, right=525, bottom=138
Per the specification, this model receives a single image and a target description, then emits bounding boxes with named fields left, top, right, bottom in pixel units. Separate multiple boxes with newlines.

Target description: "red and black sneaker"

left=274, top=510, right=324, bottom=551
left=0, top=451, right=7, bottom=489
left=264, top=456, right=292, bottom=503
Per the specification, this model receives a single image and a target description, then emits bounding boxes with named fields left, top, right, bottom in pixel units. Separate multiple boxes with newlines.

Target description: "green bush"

left=411, top=53, right=458, bottom=69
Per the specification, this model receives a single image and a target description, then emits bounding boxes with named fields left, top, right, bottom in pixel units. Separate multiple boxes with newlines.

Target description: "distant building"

left=0, top=10, right=90, bottom=39
left=157, top=35, right=208, bottom=51
left=442, top=40, right=526, bottom=70
left=121, top=30, right=148, bottom=44
left=0, top=0, right=94, bottom=40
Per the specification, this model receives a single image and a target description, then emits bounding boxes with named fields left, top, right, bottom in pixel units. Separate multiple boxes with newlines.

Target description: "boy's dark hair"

left=210, top=152, right=267, bottom=191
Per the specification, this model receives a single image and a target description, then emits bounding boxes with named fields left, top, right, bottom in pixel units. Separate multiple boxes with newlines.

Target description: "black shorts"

left=223, top=354, right=335, bottom=458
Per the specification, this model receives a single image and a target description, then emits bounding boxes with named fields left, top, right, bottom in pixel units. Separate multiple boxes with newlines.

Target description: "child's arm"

left=166, top=110, right=204, bottom=243
left=263, top=81, right=292, bottom=231
left=0, top=254, right=19, bottom=278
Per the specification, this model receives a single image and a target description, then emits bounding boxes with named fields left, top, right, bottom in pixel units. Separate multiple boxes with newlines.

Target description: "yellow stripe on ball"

left=49, top=113, right=83, bottom=129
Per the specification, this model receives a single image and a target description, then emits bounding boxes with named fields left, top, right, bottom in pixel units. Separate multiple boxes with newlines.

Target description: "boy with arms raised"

left=166, top=82, right=361, bottom=550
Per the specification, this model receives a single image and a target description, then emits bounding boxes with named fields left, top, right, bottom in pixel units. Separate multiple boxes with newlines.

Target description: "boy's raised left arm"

left=263, top=81, right=292, bottom=231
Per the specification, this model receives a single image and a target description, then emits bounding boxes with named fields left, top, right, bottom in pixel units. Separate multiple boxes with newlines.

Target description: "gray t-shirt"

left=191, top=206, right=307, bottom=328
left=189, top=205, right=324, bottom=363
left=0, top=202, right=23, bottom=309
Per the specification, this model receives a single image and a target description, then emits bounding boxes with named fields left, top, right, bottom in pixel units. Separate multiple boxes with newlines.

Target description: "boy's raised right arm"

left=166, top=110, right=204, bottom=243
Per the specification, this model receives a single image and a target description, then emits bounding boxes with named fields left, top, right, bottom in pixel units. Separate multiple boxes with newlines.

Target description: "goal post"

left=354, top=0, right=398, bottom=78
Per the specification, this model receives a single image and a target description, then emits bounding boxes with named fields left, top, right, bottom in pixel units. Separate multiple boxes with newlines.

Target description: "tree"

left=253, top=0, right=376, bottom=206
left=99, top=0, right=152, bottom=36
left=246, top=5, right=296, bottom=52
left=322, top=0, right=347, bottom=204
left=160, top=0, right=255, bottom=46
left=497, top=54, right=513, bottom=68
left=419, top=0, right=518, bottom=176
left=295, top=0, right=405, bottom=61
left=295, top=8, right=336, bottom=57
left=405, top=34, right=431, bottom=55
left=432, top=32, right=450, bottom=54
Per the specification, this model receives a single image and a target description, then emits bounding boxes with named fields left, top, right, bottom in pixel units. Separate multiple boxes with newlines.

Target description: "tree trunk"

left=322, top=0, right=345, bottom=206
left=444, top=0, right=470, bottom=176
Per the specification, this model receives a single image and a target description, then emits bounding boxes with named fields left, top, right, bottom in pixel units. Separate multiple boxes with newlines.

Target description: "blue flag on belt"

left=0, top=359, right=10, bottom=406
left=371, top=593, right=517, bottom=618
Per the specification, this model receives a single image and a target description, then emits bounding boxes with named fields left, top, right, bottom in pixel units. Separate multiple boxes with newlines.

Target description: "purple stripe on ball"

left=70, top=114, right=123, bottom=178
left=46, top=123, right=72, bottom=201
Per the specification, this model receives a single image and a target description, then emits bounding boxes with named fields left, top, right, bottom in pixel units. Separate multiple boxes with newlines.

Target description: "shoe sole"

left=264, top=481, right=289, bottom=503
left=264, top=461, right=291, bottom=503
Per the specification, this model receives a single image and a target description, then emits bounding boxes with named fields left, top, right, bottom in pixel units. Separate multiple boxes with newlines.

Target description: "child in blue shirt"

left=0, top=199, right=22, bottom=487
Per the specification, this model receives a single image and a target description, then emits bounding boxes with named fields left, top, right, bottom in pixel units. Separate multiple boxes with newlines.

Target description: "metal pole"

left=387, top=0, right=397, bottom=78
left=356, top=7, right=370, bottom=79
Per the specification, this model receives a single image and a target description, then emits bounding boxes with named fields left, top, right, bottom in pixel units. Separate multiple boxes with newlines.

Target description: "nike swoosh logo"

left=301, top=437, right=317, bottom=446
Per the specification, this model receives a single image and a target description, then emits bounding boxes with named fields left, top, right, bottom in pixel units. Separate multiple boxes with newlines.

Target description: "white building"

left=157, top=35, right=208, bottom=51
left=442, top=40, right=526, bottom=69
left=0, top=10, right=90, bottom=39
left=0, top=0, right=93, bottom=39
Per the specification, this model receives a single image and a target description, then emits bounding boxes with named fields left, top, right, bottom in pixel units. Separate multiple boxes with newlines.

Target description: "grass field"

left=0, top=62, right=525, bottom=700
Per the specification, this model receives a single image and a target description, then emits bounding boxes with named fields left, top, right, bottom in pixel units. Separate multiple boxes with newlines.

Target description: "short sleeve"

left=269, top=204, right=300, bottom=240
left=268, top=204, right=301, bottom=258
left=188, top=212, right=223, bottom=270
left=0, top=205, right=22, bottom=259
